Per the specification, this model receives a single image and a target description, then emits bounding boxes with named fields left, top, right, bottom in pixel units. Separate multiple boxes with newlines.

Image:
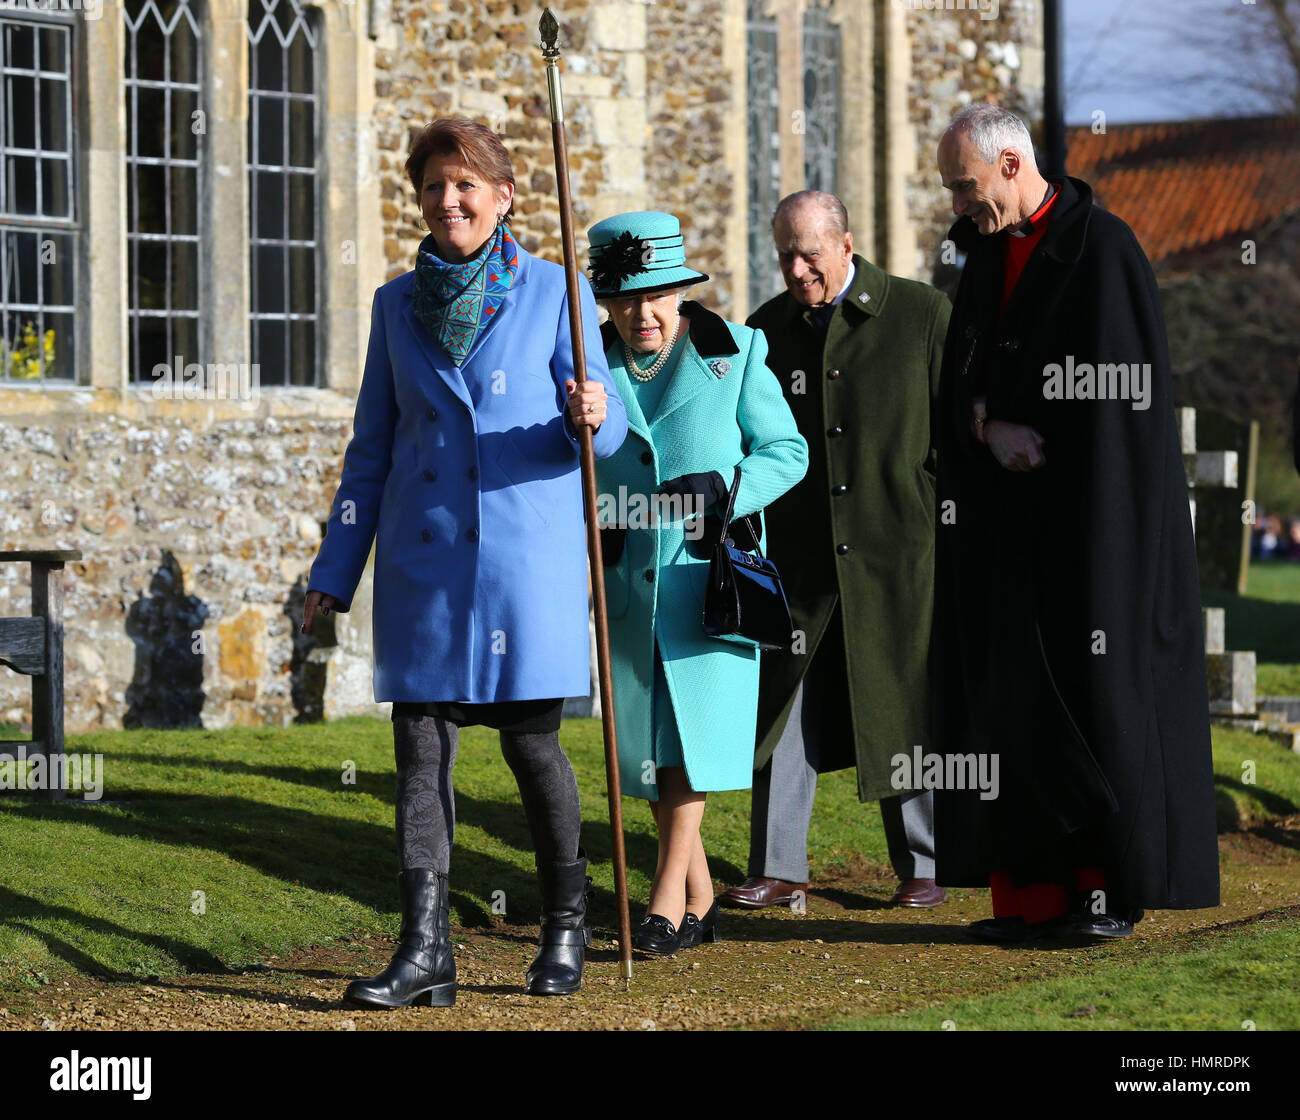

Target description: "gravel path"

left=3, top=823, right=1297, bottom=1031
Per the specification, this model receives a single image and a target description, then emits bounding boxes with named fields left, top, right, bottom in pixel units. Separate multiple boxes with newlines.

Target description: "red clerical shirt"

left=999, top=183, right=1062, bottom=315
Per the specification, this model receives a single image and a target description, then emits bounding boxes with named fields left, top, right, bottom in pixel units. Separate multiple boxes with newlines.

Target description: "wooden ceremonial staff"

left=539, top=6, right=634, bottom=983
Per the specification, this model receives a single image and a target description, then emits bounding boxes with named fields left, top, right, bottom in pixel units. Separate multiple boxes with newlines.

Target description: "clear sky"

left=1064, top=0, right=1284, bottom=124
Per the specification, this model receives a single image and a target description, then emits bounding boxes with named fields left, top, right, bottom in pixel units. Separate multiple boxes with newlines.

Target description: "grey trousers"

left=748, top=673, right=936, bottom=883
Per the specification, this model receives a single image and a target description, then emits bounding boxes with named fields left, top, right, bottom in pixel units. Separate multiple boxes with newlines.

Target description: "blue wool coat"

left=596, top=303, right=808, bottom=799
left=307, top=242, right=628, bottom=703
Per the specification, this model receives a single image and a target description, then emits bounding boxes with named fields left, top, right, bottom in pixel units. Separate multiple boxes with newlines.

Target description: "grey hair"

left=771, top=190, right=849, bottom=236
left=945, top=104, right=1038, bottom=168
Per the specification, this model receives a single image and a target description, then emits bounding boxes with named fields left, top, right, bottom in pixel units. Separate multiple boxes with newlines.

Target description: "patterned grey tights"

left=393, top=713, right=581, bottom=873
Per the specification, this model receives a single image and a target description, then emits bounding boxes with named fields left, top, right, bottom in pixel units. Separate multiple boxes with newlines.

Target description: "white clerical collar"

left=1010, top=183, right=1058, bottom=238
left=830, top=262, right=856, bottom=305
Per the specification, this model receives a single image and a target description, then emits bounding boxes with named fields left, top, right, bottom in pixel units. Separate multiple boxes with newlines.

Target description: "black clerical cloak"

left=932, top=176, right=1220, bottom=911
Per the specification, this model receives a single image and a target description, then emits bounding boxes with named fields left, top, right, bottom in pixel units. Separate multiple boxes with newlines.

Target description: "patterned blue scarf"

left=412, top=224, right=519, bottom=365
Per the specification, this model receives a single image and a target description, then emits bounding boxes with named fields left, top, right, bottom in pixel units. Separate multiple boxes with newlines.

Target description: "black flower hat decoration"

left=589, top=230, right=655, bottom=293
left=586, top=211, right=709, bottom=297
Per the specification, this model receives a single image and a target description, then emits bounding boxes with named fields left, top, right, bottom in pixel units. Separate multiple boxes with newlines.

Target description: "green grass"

left=1204, top=560, right=1300, bottom=695
left=0, top=716, right=876, bottom=986
left=828, top=912, right=1300, bottom=1031
left=1, top=713, right=1297, bottom=994
left=1244, top=561, right=1300, bottom=604
left=1211, top=726, right=1300, bottom=828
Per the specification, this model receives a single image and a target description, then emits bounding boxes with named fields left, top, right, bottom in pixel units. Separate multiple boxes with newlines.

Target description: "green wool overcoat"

left=595, top=302, right=808, bottom=801
left=747, top=255, right=950, bottom=802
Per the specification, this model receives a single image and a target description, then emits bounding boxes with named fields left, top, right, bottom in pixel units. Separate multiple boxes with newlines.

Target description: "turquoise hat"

left=586, top=211, right=709, bottom=298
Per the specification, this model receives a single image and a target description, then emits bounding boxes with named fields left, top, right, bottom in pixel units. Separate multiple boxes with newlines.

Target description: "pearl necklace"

left=623, top=313, right=680, bottom=382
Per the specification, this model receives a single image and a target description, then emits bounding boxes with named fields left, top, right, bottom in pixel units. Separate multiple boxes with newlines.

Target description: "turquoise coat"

left=595, top=302, right=808, bottom=800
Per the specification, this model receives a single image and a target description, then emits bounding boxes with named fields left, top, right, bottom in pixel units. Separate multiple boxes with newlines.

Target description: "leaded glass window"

left=248, top=0, right=319, bottom=388
left=746, top=0, right=782, bottom=314
left=0, top=14, right=76, bottom=383
left=124, top=0, right=202, bottom=384
left=802, top=5, right=840, bottom=195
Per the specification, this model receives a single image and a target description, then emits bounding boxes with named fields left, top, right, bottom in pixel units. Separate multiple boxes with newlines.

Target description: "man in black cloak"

left=931, top=104, right=1220, bottom=942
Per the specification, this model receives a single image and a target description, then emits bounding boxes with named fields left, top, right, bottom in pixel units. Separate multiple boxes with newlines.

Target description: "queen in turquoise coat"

left=589, top=211, right=807, bottom=955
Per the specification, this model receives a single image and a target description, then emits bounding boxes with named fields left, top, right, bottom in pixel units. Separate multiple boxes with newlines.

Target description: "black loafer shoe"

left=1061, top=908, right=1143, bottom=939
left=679, top=901, right=721, bottom=949
left=967, top=916, right=1059, bottom=943
left=633, top=913, right=680, bottom=955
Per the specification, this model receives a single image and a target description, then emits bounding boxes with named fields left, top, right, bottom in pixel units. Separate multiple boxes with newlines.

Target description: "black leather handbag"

left=701, top=467, right=793, bottom=651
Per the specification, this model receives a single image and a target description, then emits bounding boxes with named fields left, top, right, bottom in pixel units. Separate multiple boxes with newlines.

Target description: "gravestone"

left=1184, top=408, right=1258, bottom=595
left=1180, top=408, right=1258, bottom=718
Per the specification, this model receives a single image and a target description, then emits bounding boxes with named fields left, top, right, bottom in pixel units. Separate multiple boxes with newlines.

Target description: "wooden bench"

left=0, top=549, right=81, bottom=801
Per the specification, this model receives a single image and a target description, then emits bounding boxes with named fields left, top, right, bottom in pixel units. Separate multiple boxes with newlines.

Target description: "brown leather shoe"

left=891, top=878, right=947, bottom=908
left=720, top=876, right=808, bottom=909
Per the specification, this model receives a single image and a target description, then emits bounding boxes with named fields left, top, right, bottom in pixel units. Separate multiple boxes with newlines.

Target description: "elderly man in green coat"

left=721, top=190, right=951, bottom=910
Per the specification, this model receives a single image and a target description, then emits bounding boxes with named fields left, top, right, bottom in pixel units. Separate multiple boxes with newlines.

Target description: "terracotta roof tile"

left=1066, top=116, right=1300, bottom=263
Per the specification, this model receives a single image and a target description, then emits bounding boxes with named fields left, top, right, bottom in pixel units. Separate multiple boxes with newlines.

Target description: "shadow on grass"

left=86, top=750, right=398, bottom=804
left=1203, top=586, right=1300, bottom=664
left=1214, top=772, right=1299, bottom=818
left=74, top=749, right=745, bottom=923
left=0, top=887, right=226, bottom=980
left=6, top=790, right=696, bottom=943
left=7, top=791, right=587, bottom=933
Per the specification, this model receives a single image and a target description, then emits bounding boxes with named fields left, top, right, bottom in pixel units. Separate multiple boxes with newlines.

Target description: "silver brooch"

left=858, top=292, right=871, bottom=304
left=710, top=359, right=731, bottom=378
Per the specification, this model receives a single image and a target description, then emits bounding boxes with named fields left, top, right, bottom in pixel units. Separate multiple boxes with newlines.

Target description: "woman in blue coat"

left=588, top=212, right=807, bottom=955
left=300, top=119, right=627, bottom=1008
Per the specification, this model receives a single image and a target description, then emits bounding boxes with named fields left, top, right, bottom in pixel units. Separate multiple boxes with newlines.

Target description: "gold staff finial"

left=540, top=8, right=560, bottom=59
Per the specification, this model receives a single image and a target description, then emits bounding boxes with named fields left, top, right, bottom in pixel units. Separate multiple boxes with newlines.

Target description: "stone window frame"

left=730, top=0, right=915, bottom=319
left=247, top=0, right=323, bottom=388
left=2, top=0, right=380, bottom=418
left=0, top=8, right=81, bottom=386
left=123, top=0, right=203, bottom=386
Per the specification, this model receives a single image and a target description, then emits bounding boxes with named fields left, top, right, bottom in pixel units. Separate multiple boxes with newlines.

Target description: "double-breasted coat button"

left=643, top=569, right=655, bottom=583
left=828, top=426, right=844, bottom=438
left=426, top=405, right=437, bottom=421
left=467, top=528, right=479, bottom=542
left=832, top=484, right=848, bottom=496
left=836, top=543, right=851, bottom=555
left=640, top=451, right=653, bottom=465
left=467, top=466, right=478, bottom=481
left=421, top=529, right=433, bottom=543
left=423, top=468, right=437, bottom=482
left=828, top=369, right=841, bottom=380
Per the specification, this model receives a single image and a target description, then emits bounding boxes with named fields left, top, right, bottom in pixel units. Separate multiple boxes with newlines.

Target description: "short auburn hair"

left=405, top=118, right=516, bottom=221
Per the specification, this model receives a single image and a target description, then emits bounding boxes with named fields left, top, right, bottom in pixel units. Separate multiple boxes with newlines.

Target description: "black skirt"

left=391, top=698, right=564, bottom=734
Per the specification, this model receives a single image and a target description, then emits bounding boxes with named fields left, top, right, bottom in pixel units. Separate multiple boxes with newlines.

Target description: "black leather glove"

left=658, top=470, right=729, bottom=513
left=599, top=526, right=626, bottom=566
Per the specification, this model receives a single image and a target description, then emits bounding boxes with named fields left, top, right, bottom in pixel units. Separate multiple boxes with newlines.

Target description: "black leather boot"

left=344, top=868, right=456, bottom=1008
left=525, top=851, right=591, bottom=996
